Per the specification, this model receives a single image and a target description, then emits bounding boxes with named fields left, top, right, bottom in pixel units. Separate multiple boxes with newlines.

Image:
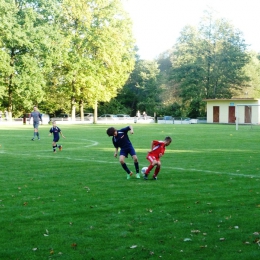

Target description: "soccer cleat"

left=31, top=138, right=34, bottom=141
left=38, top=138, right=40, bottom=140
left=136, top=173, right=140, bottom=179
left=144, top=174, right=148, bottom=180
left=127, top=172, right=133, bottom=179
left=153, top=176, right=157, bottom=180
left=59, top=145, right=62, bottom=151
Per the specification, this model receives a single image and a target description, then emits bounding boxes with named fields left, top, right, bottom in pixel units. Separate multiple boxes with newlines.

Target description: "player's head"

left=52, top=120, right=57, bottom=126
left=106, top=127, right=117, bottom=136
left=33, top=106, right=37, bottom=111
left=164, top=136, right=172, bottom=146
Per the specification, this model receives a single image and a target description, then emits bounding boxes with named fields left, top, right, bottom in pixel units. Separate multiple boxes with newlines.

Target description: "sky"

left=122, top=0, right=260, bottom=60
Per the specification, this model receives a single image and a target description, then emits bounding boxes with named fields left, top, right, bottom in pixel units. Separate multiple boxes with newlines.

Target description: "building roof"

left=203, top=98, right=259, bottom=102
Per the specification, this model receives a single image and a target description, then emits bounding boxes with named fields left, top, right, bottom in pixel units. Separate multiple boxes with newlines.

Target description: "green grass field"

left=0, top=123, right=259, bottom=259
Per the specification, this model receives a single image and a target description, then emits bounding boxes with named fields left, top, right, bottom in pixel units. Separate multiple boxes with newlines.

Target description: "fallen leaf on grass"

left=50, top=249, right=54, bottom=254
left=200, top=245, right=207, bottom=248
left=130, top=245, right=137, bottom=249
left=84, top=186, right=90, bottom=192
left=184, top=238, right=192, bottom=242
left=253, top=232, right=259, bottom=235
left=71, top=243, right=77, bottom=249
left=219, top=238, right=225, bottom=241
left=191, top=230, right=200, bottom=234
left=254, top=238, right=260, bottom=245
left=32, top=248, right=38, bottom=251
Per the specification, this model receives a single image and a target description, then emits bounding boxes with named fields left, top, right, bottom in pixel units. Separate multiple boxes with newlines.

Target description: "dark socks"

left=134, top=162, right=139, bottom=173
left=122, top=163, right=131, bottom=174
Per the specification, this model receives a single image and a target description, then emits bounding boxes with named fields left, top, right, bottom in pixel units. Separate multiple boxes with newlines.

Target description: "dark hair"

left=165, top=136, right=172, bottom=142
left=106, top=127, right=116, bottom=136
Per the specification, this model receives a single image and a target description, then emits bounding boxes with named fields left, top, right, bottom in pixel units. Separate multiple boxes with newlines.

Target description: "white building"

left=204, top=98, right=260, bottom=124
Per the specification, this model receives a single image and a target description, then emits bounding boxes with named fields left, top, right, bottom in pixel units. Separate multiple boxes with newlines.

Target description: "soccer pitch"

left=0, top=123, right=259, bottom=259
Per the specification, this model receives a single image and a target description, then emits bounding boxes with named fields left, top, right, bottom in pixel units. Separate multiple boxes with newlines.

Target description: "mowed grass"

left=0, top=123, right=259, bottom=260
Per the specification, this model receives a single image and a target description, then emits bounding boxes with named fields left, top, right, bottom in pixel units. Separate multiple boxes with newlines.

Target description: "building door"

left=245, top=106, right=252, bottom=123
left=228, top=106, right=236, bottom=123
left=213, top=106, right=219, bottom=123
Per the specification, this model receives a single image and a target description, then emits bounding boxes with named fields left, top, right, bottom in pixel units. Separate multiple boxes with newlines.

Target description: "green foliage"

left=113, top=59, right=161, bottom=116
left=59, top=0, right=135, bottom=116
left=0, top=123, right=260, bottom=259
left=168, top=13, right=250, bottom=116
left=0, top=0, right=135, bottom=118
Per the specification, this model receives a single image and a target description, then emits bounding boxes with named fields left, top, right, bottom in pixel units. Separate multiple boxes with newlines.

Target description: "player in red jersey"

left=144, top=136, right=172, bottom=180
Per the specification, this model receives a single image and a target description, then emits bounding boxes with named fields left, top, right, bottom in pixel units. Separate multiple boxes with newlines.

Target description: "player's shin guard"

left=122, top=163, right=130, bottom=174
left=154, top=166, right=160, bottom=177
left=146, top=164, right=154, bottom=175
left=134, top=162, right=139, bottom=173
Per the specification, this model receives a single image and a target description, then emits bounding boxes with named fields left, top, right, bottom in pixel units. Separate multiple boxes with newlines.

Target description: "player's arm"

left=114, top=147, right=118, bottom=157
left=39, top=113, right=43, bottom=123
left=60, top=131, right=65, bottom=138
left=129, top=125, right=134, bottom=134
left=150, top=140, right=157, bottom=151
left=48, top=129, right=53, bottom=136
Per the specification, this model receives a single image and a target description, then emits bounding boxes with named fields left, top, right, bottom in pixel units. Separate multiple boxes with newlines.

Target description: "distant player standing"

left=144, top=136, right=172, bottom=180
left=49, top=121, right=65, bottom=153
left=29, top=106, right=42, bottom=140
left=106, top=126, right=140, bottom=179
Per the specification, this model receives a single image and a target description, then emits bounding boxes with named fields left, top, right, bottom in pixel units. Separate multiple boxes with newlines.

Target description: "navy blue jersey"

left=50, top=126, right=61, bottom=141
left=112, top=126, right=132, bottom=149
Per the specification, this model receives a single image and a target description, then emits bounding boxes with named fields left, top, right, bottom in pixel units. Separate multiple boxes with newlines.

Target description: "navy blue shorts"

left=120, top=146, right=136, bottom=158
left=53, top=137, right=60, bottom=142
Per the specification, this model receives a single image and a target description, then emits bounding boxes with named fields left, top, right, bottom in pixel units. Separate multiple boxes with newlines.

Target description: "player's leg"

left=52, top=140, right=57, bottom=152
left=144, top=155, right=157, bottom=180
left=32, top=123, right=37, bottom=140
left=153, top=161, right=161, bottom=180
left=119, top=154, right=133, bottom=179
left=36, top=127, right=40, bottom=140
left=57, top=139, right=62, bottom=151
left=130, top=147, right=140, bottom=178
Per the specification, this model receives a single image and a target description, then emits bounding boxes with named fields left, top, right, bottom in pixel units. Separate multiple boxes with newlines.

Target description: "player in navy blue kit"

left=106, top=126, right=140, bottom=179
left=49, top=121, right=65, bottom=153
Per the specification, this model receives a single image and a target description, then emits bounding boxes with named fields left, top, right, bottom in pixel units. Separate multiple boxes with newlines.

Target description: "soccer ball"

left=141, top=167, right=148, bottom=175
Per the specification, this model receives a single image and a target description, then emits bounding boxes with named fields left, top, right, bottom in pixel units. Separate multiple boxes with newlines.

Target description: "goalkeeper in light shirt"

left=143, top=136, right=172, bottom=180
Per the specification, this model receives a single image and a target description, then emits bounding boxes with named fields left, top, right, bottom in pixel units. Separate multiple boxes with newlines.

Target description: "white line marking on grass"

left=3, top=150, right=257, bottom=179
left=168, top=167, right=256, bottom=178
left=83, top=140, right=99, bottom=148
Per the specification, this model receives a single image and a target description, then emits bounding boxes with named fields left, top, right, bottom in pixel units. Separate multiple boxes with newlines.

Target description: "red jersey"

left=148, top=140, right=166, bottom=158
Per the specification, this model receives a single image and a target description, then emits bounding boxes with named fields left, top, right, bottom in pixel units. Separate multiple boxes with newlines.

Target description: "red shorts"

left=146, top=154, right=160, bottom=164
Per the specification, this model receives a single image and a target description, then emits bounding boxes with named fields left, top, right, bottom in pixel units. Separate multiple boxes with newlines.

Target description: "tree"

left=59, top=0, right=135, bottom=121
left=115, top=59, right=160, bottom=116
left=170, top=12, right=250, bottom=117
left=0, top=0, right=65, bottom=117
